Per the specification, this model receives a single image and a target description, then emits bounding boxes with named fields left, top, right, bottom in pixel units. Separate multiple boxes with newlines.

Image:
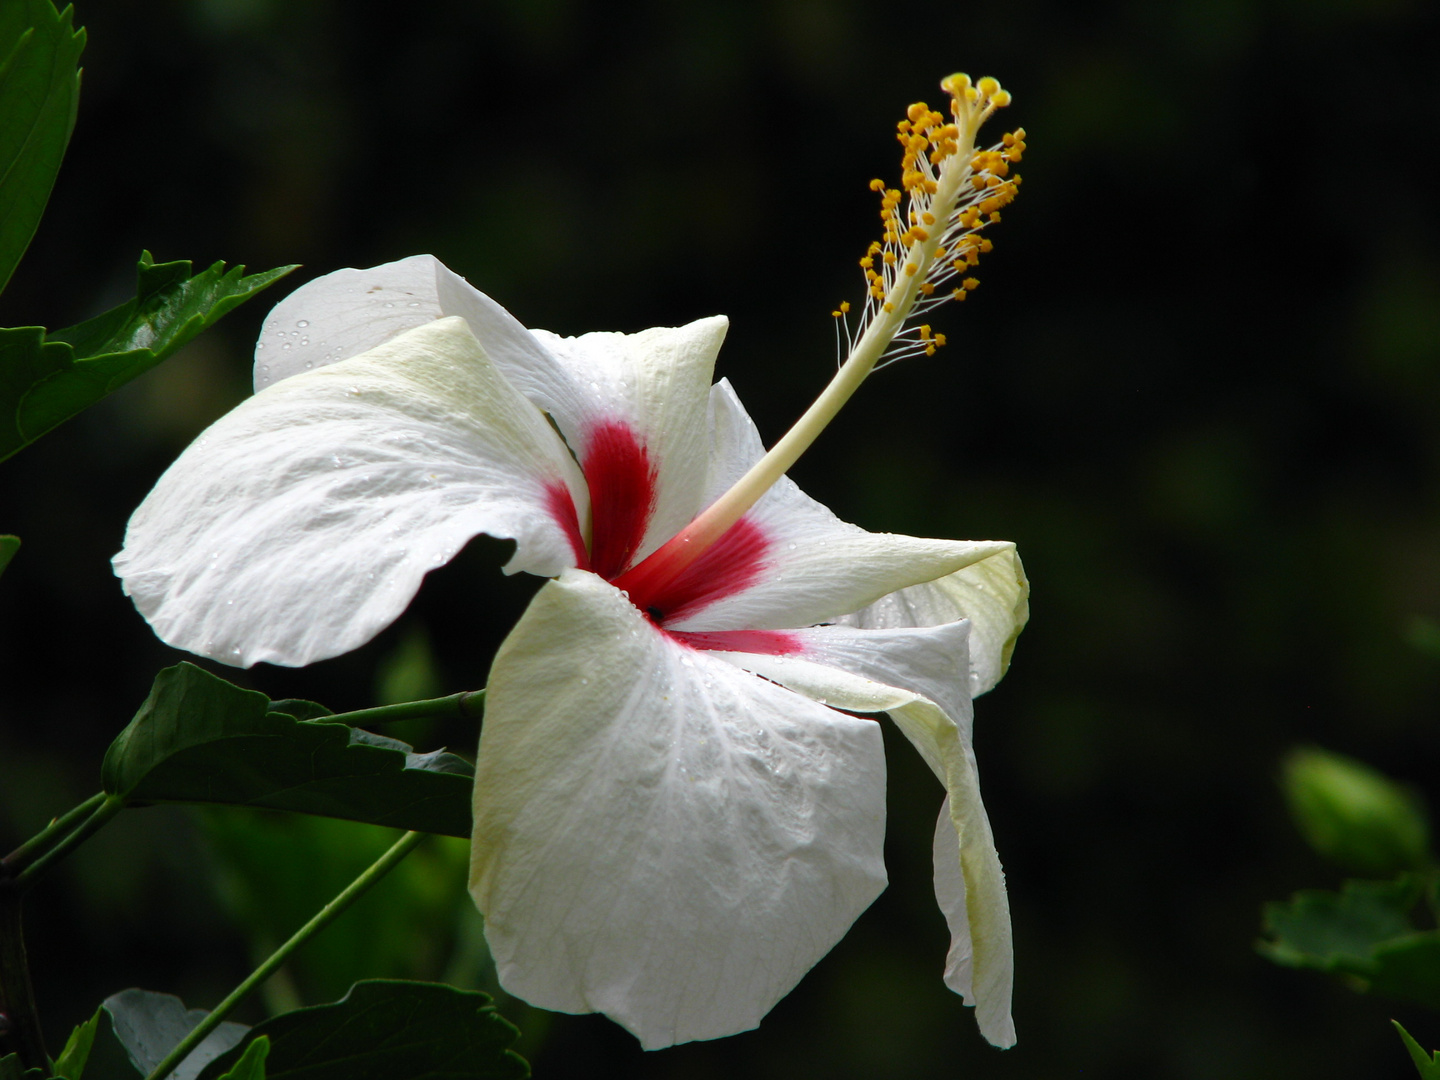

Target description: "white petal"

left=836, top=546, right=1030, bottom=696
left=530, top=318, right=727, bottom=564
left=253, top=256, right=578, bottom=408
left=668, top=381, right=1010, bottom=631
left=707, top=620, right=1015, bottom=1048
left=115, top=317, right=588, bottom=668
left=469, top=569, right=887, bottom=1049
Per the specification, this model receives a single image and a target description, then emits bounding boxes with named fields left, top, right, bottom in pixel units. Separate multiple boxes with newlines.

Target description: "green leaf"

left=1396, top=1020, right=1440, bottom=1079
left=52, top=1008, right=101, bottom=1080
left=89, top=989, right=248, bottom=1080
left=1261, top=876, right=1440, bottom=1009
left=102, top=663, right=473, bottom=837
left=0, top=0, right=84, bottom=295
left=213, top=1038, right=268, bottom=1080
left=197, top=981, right=528, bottom=1080
left=0, top=1053, right=47, bottom=1080
left=1261, top=876, right=1421, bottom=968
left=0, top=253, right=295, bottom=462
left=0, top=534, right=17, bottom=577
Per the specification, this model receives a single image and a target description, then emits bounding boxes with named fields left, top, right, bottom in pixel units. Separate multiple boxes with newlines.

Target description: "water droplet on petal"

left=297, top=319, right=310, bottom=327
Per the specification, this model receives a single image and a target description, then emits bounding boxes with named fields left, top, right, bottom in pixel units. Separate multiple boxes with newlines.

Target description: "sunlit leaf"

left=102, top=663, right=473, bottom=836
left=52, top=1008, right=101, bottom=1080
left=213, top=1037, right=269, bottom=1080
left=1395, top=1020, right=1440, bottom=1079
left=0, top=0, right=84, bottom=295
left=0, top=253, right=294, bottom=462
left=197, top=981, right=528, bottom=1080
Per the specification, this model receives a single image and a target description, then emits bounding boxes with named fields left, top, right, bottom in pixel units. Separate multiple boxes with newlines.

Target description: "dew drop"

left=281, top=342, right=292, bottom=349
left=256, top=342, right=266, bottom=350
left=296, top=319, right=310, bottom=327
left=304, top=361, right=313, bottom=369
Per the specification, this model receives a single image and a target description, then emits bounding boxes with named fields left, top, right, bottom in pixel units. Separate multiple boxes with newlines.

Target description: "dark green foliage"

left=0, top=255, right=293, bottom=462
left=1261, top=876, right=1440, bottom=1010
left=101, top=664, right=473, bottom=836
left=0, top=0, right=83, bottom=295
left=0, top=1053, right=48, bottom=1080
left=0, top=535, right=16, bottom=578
left=198, top=981, right=527, bottom=1080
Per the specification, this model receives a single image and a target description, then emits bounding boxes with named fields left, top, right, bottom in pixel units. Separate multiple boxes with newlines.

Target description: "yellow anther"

left=859, top=256, right=874, bottom=269
left=919, top=325, right=932, bottom=340
left=839, top=300, right=850, bottom=313
left=924, top=344, right=937, bottom=356
left=977, top=76, right=1001, bottom=98
left=934, top=333, right=947, bottom=346
left=922, top=211, right=936, bottom=225
left=904, top=262, right=919, bottom=276
left=906, top=102, right=929, bottom=124
left=963, top=277, right=980, bottom=290
left=920, top=282, right=935, bottom=296
left=952, top=288, right=967, bottom=300
left=869, top=178, right=885, bottom=192
left=911, top=226, right=929, bottom=241
left=979, top=238, right=993, bottom=253
left=882, top=250, right=897, bottom=265
left=883, top=301, right=895, bottom=312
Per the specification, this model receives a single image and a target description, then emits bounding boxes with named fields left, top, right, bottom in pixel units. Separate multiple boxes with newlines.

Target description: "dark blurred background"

left=2, top=0, right=1439, bottom=1076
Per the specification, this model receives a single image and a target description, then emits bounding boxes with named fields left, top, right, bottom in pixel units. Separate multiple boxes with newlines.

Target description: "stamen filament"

left=614, top=74, right=1019, bottom=597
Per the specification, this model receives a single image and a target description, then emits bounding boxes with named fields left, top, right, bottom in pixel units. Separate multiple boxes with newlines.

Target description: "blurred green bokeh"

left=2, top=0, right=1440, bottom=1077
left=1283, top=746, right=1431, bottom=877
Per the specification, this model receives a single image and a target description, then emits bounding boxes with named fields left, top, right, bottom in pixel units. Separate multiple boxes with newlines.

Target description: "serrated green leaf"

left=197, top=981, right=528, bottom=1080
left=1395, top=1020, right=1440, bottom=1079
left=1260, top=876, right=1421, bottom=969
left=0, top=534, right=17, bottom=578
left=96, top=989, right=248, bottom=1080
left=1261, top=876, right=1440, bottom=1009
left=213, top=1037, right=268, bottom=1080
left=0, top=0, right=84, bottom=295
left=0, top=253, right=295, bottom=462
left=53, top=1008, right=101, bottom=1080
left=0, top=1052, right=47, bottom=1080
left=102, top=663, right=473, bottom=836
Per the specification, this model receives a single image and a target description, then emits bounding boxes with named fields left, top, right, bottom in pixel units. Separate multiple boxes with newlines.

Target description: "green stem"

left=142, top=830, right=428, bottom=1080
left=318, top=689, right=485, bottom=727
left=1, top=792, right=107, bottom=874
left=13, top=795, right=125, bottom=892
left=0, top=874, right=49, bottom=1070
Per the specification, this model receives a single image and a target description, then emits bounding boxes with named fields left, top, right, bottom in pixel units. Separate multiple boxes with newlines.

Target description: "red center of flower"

left=543, top=418, right=800, bottom=656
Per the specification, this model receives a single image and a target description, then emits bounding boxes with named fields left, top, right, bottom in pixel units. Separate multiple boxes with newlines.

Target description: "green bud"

left=1282, top=746, right=1431, bottom=876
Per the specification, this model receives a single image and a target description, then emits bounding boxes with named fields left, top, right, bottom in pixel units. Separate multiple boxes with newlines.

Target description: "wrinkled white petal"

left=255, top=256, right=562, bottom=399
left=530, top=319, right=726, bottom=564
left=115, top=317, right=587, bottom=668
left=708, top=620, right=1015, bottom=1048
left=469, top=569, right=887, bottom=1049
left=669, top=381, right=1010, bottom=633
left=837, top=546, right=1030, bottom=697
left=932, top=797, right=975, bottom=1004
